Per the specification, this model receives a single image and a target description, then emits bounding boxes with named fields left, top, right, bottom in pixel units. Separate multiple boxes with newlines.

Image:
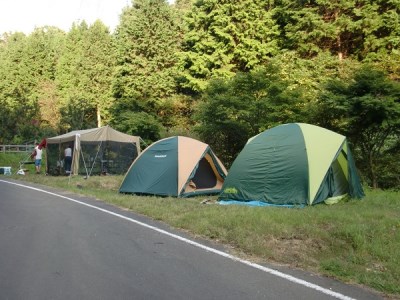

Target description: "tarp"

left=218, top=123, right=364, bottom=206
left=119, top=136, right=227, bottom=197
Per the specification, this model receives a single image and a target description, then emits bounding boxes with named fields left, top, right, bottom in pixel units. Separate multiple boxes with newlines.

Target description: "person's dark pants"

left=64, top=156, right=72, bottom=173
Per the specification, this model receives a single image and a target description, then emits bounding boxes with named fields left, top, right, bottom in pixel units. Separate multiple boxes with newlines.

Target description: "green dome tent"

left=119, top=136, right=227, bottom=197
left=218, top=123, right=364, bottom=207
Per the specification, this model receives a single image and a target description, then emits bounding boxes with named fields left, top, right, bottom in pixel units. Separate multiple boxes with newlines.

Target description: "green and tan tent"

left=119, top=136, right=227, bottom=197
left=219, top=123, right=364, bottom=206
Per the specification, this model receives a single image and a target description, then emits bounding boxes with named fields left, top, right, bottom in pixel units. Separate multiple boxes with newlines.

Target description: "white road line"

left=1, top=179, right=355, bottom=300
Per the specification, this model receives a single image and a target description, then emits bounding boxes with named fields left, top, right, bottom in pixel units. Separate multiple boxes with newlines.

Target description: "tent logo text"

left=223, top=187, right=238, bottom=194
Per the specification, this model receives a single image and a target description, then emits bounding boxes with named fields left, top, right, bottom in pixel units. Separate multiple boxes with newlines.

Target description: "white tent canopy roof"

left=46, top=125, right=140, bottom=145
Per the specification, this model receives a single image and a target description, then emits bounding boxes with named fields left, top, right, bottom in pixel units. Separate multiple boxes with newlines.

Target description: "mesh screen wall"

left=46, top=141, right=138, bottom=176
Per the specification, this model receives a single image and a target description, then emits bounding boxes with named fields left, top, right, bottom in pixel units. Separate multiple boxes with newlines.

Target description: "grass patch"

left=1, top=153, right=399, bottom=298
left=0, top=152, right=36, bottom=173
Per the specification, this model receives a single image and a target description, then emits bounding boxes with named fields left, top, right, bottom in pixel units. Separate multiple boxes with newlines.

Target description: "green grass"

left=0, top=152, right=37, bottom=174
left=1, top=153, right=399, bottom=298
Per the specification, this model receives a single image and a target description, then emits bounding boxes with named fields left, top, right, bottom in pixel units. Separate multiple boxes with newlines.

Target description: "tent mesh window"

left=47, top=141, right=138, bottom=176
left=47, top=143, right=67, bottom=176
left=79, top=141, right=138, bottom=175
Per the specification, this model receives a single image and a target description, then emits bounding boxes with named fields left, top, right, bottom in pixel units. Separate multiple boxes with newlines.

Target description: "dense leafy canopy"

left=178, top=0, right=280, bottom=91
left=316, top=67, right=400, bottom=188
left=195, top=66, right=308, bottom=165
left=111, top=0, right=181, bottom=135
left=276, top=0, right=400, bottom=60
left=56, top=21, right=114, bottom=131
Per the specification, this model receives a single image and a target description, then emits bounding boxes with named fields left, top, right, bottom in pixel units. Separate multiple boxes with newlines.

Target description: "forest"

left=0, top=0, right=399, bottom=189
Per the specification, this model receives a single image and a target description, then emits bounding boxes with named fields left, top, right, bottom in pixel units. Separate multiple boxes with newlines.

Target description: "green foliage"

left=315, top=66, right=400, bottom=188
left=0, top=27, right=65, bottom=141
left=276, top=0, right=363, bottom=58
left=358, top=0, right=400, bottom=64
left=157, top=94, right=197, bottom=133
left=56, top=21, right=114, bottom=131
left=195, top=66, right=308, bottom=166
left=178, top=0, right=281, bottom=92
left=276, top=0, right=400, bottom=65
left=0, top=30, right=62, bottom=143
left=0, top=153, right=37, bottom=174
left=112, top=0, right=181, bottom=131
left=269, top=51, right=361, bottom=100
left=111, top=111, right=163, bottom=145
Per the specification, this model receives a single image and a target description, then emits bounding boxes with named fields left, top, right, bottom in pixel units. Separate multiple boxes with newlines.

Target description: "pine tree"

left=178, top=0, right=280, bottom=92
left=276, top=0, right=400, bottom=65
left=28, top=27, right=66, bottom=133
left=112, top=0, right=180, bottom=139
left=81, top=21, right=115, bottom=128
left=0, top=32, right=41, bottom=142
left=56, top=21, right=114, bottom=131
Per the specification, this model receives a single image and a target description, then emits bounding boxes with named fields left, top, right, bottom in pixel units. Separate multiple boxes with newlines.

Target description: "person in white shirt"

left=64, top=145, right=72, bottom=174
left=34, top=143, right=43, bottom=174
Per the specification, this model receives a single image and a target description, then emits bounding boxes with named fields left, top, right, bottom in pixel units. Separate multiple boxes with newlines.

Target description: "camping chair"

left=16, top=153, right=36, bottom=175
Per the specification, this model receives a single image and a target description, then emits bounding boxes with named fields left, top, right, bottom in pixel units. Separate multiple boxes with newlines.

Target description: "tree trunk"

left=97, top=106, right=102, bottom=128
left=338, top=51, right=343, bottom=61
left=369, top=152, right=378, bottom=188
left=335, top=10, right=344, bottom=61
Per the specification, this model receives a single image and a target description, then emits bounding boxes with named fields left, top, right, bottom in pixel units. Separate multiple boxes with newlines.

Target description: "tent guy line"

left=0, top=179, right=355, bottom=300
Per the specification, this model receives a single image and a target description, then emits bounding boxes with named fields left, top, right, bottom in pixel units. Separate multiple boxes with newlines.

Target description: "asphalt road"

left=0, top=179, right=383, bottom=300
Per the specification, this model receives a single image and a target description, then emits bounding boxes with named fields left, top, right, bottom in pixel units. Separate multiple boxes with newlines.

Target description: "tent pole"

left=68, top=135, right=79, bottom=185
left=139, top=137, right=148, bottom=149
left=68, top=167, right=73, bottom=185
left=88, top=141, right=102, bottom=176
left=67, top=144, right=73, bottom=185
left=80, top=146, right=90, bottom=179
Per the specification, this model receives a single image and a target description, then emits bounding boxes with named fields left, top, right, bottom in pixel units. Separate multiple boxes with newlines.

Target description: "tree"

left=316, top=66, right=400, bottom=188
left=356, top=0, right=400, bottom=57
left=174, top=0, right=194, bottom=12
left=276, top=0, right=400, bottom=65
left=81, top=21, right=115, bottom=128
left=56, top=21, right=93, bottom=131
left=28, top=27, right=66, bottom=134
left=360, top=0, right=400, bottom=80
left=111, top=0, right=180, bottom=139
left=112, top=111, right=163, bottom=145
left=0, top=32, right=41, bottom=143
left=178, top=0, right=280, bottom=92
left=56, top=21, right=114, bottom=131
left=195, top=66, right=307, bottom=166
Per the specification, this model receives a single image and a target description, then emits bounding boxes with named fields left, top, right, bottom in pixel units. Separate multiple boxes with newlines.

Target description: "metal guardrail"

left=0, top=145, right=35, bottom=153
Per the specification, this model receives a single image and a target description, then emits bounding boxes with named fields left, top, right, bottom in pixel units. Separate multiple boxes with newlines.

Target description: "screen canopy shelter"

left=46, top=126, right=140, bottom=176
